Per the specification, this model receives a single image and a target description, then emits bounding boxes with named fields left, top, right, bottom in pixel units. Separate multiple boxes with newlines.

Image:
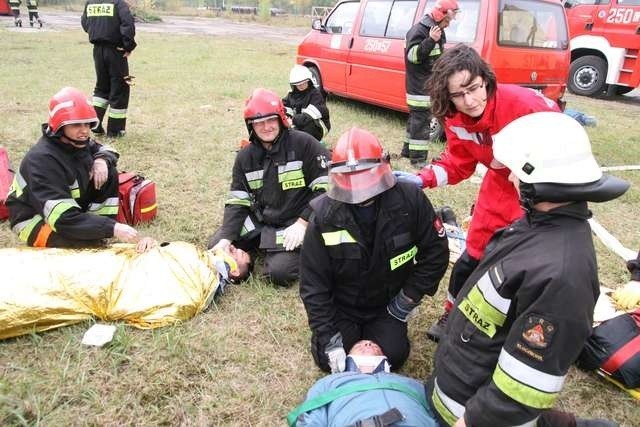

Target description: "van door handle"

left=585, top=23, right=593, bottom=31
left=349, top=37, right=354, bottom=49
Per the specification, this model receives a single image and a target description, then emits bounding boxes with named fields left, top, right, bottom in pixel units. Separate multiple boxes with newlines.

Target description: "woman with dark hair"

left=394, top=44, right=560, bottom=341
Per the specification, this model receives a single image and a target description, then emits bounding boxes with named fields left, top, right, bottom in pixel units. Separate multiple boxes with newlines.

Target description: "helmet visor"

left=328, top=163, right=396, bottom=204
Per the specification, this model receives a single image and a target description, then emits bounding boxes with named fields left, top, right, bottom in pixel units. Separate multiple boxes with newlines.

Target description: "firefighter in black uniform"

left=9, top=0, right=22, bottom=27
left=81, top=0, right=136, bottom=138
left=427, top=112, right=628, bottom=427
left=6, top=87, right=140, bottom=248
left=208, top=88, right=330, bottom=287
left=283, top=65, right=331, bottom=144
left=300, top=127, right=449, bottom=373
left=26, top=0, right=42, bottom=27
left=402, top=0, right=458, bottom=167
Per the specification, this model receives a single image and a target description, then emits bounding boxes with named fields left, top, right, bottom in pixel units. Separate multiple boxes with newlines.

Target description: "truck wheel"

left=568, top=55, right=607, bottom=96
left=429, top=116, right=445, bottom=142
left=307, top=65, right=327, bottom=99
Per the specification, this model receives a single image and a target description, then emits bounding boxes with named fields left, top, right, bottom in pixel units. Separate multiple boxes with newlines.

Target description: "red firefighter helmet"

left=428, top=0, right=459, bottom=22
left=47, top=87, right=98, bottom=135
left=243, top=88, right=290, bottom=131
left=328, top=128, right=396, bottom=204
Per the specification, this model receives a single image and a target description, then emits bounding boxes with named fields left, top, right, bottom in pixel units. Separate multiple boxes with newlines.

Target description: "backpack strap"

left=286, top=380, right=428, bottom=427
left=601, top=334, right=640, bottom=375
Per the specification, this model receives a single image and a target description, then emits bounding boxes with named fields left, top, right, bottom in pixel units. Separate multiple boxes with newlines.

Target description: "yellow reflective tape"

left=96, top=206, right=119, bottom=216
left=71, top=188, right=80, bottom=199
left=47, top=202, right=75, bottom=231
left=86, top=4, right=114, bottom=17
left=18, top=215, right=43, bottom=242
left=226, top=199, right=251, bottom=207
left=389, top=245, right=417, bottom=270
left=458, top=295, right=497, bottom=338
left=248, top=180, right=263, bottom=190
left=279, top=169, right=305, bottom=183
left=322, top=230, right=356, bottom=246
left=493, top=365, right=559, bottom=409
left=282, top=178, right=305, bottom=190
left=431, top=388, right=458, bottom=426
left=466, top=286, right=507, bottom=327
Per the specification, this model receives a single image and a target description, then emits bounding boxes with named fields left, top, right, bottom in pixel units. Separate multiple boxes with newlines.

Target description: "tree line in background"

left=39, top=0, right=337, bottom=15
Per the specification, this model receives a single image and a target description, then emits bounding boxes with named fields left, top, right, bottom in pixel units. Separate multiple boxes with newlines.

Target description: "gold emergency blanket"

left=0, top=242, right=220, bottom=340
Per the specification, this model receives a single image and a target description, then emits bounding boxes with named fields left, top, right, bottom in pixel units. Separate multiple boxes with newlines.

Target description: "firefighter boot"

left=409, top=150, right=428, bottom=169
left=38, top=19, right=43, bottom=28
left=400, top=140, right=410, bottom=158
left=436, top=205, right=458, bottom=227
left=92, top=106, right=106, bottom=135
left=15, top=18, right=22, bottom=27
left=575, top=419, right=618, bottom=427
left=29, top=19, right=34, bottom=27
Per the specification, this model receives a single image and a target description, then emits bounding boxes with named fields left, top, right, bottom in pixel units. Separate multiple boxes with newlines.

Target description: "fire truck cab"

left=297, top=0, right=569, bottom=114
left=564, top=0, right=640, bottom=97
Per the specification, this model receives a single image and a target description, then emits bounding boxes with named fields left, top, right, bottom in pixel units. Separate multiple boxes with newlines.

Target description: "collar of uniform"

left=526, top=201, right=591, bottom=226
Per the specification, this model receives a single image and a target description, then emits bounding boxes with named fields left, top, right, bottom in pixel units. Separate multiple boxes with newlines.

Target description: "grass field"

left=1, top=22, right=639, bottom=426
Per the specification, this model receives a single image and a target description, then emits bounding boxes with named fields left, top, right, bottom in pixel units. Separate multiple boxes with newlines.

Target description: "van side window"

left=361, top=0, right=418, bottom=38
left=499, top=0, right=569, bottom=49
left=446, top=0, right=480, bottom=43
left=387, top=1, right=419, bottom=38
left=325, top=1, right=360, bottom=34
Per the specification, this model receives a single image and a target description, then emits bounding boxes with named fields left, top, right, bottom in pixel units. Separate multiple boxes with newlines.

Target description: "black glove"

left=387, top=289, right=420, bottom=322
left=292, top=113, right=313, bottom=128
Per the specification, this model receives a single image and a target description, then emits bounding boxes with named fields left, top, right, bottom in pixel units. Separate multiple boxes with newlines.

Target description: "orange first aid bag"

left=0, top=147, right=13, bottom=221
left=116, top=172, right=157, bottom=225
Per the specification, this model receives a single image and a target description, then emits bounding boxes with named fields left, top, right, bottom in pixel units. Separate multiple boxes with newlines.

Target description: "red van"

left=297, top=0, right=570, bottom=114
left=564, top=0, right=640, bottom=97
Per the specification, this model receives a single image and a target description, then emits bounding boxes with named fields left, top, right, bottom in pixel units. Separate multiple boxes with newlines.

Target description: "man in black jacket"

left=428, top=112, right=627, bottom=427
left=7, top=87, right=141, bottom=248
left=300, top=127, right=449, bottom=373
left=208, top=88, right=330, bottom=287
left=402, top=0, right=458, bottom=167
left=81, top=0, right=136, bottom=138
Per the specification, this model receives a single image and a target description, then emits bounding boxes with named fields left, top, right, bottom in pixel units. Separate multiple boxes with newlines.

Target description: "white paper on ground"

left=81, top=324, right=117, bottom=347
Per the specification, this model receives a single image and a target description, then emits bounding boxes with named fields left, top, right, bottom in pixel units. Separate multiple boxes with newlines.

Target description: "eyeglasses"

left=449, top=82, right=485, bottom=101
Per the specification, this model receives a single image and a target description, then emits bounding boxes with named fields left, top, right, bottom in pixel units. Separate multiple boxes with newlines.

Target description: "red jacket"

left=418, top=84, right=559, bottom=259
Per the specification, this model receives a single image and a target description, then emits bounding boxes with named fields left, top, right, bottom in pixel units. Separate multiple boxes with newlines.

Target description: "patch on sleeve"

left=316, top=154, right=328, bottom=169
left=433, top=216, right=446, bottom=238
left=520, top=315, right=556, bottom=350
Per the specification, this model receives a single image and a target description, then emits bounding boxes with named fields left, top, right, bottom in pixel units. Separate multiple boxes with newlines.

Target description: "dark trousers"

left=402, top=107, right=431, bottom=162
left=92, top=44, right=130, bottom=135
left=27, top=166, right=119, bottom=248
left=207, top=228, right=299, bottom=287
left=311, top=309, right=410, bottom=373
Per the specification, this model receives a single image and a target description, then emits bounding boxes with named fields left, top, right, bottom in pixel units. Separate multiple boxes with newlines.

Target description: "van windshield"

left=498, top=0, right=569, bottom=49
left=447, top=0, right=480, bottom=43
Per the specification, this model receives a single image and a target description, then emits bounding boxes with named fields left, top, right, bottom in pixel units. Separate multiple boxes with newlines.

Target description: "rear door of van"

left=345, top=0, right=421, bottom=111
left=482, top=0, right=569, bottom=101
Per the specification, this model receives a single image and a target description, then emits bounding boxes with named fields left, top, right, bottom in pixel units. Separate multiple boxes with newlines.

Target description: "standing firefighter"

left=26, top=0, right=42, bottom=27
left=402, top=0, right=459, bottom=167
left=9, top=0, right=22, bottom=27
left=81, top=0, right=136, bottom=138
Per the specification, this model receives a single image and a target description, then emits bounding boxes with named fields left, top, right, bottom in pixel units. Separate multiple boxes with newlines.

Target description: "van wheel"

left=307, top=65, right=327, bottom=99
left=429, top=117, right=445, bottom=142
left=568, top=55, right=607, bottom=97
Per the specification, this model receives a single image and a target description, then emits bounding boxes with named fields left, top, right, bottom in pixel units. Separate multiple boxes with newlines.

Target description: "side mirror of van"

left=312, top=19, right=325, bottom=31
left=563, top=0, right=574, bottom=8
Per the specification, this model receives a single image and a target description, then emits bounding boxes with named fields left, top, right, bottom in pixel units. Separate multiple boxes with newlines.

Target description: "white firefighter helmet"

left=493, top=111, right=602, bottom=185
left=289, top=65, right=313, bottom=86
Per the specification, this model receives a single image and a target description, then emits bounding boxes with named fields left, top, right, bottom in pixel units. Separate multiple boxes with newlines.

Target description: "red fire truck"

left=297, top=0, right=570, bottom=117
left=564, top=0, right=640, bottom=96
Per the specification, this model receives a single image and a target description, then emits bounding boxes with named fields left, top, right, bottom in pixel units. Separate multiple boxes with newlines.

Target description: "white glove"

left=327, top=347, right=347, bottom=373
left=211, top=238, right=232, bottom=253
left=282, top=220, right=307, bottom=251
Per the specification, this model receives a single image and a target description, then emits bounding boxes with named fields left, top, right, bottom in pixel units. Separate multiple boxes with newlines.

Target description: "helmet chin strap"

left=60, top=134, right=89, bottom=148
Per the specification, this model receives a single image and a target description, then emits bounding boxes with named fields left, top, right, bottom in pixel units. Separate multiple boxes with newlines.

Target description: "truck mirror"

left=563, top=0, right=573, bottom=8
left=312, top=19, right=324, bottom=31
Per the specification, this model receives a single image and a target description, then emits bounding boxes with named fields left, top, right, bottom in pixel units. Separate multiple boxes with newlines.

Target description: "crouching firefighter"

left=299, top=127, right=449, bottom=373
left=283, top=65, right=331, bottom=144
left=427, top=112, right=628, bottom=427
left=208, top=88, right=330, bottom=287
left=6, top=87, right=141, bottom=248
